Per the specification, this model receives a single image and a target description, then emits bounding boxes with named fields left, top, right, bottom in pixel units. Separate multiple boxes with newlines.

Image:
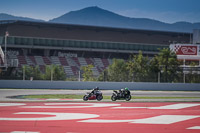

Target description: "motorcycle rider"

left=91, top=86, right=100, bottom=96
left=119, top=87, right=129, bottom=97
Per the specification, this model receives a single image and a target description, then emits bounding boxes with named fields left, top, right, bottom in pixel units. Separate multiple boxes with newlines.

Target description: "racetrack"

left=1, top=89, right=200, bottom=102
left=0, top=102, right=200, bottom=133
left=1, top=89, right=200, bottom=133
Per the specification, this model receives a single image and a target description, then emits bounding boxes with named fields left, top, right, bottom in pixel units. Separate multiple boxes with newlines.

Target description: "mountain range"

left=1, top=6, right=200, bottom=33
left=0, top=13, right=43, bottom=22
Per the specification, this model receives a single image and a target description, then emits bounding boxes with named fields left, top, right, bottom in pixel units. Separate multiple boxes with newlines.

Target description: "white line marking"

left=79, top=115, right=200, bottom=124
left=149, top=103, right=200, bottom=109
left=11, top=131, right=39, bottom=133
left=113, top=107, right=147, bottom=109
left=79, top=119, right=134, bottom=123
left=131, top=115, right=200, bottom=124
left=0, top=112, right=99, bottom=121
left=187, top=126, right=200, bottom=129
left=0, top=103, right=26, bottom=106
left=113, top=103, right=200, bottom=110
left=22, top=103, right=121, bottom=108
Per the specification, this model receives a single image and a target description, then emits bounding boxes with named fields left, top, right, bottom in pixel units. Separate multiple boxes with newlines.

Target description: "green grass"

left=23, top=94, right=111, bottom=99
left=23, top=94, right=200, bottom=99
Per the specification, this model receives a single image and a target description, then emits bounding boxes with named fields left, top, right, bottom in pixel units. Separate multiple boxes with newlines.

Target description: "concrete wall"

left=0, top=80, right=200, bottom=91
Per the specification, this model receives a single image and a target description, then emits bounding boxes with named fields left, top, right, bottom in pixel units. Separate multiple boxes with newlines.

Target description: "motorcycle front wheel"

left=125, top=95, right=131, bottom=101
left=97, top=95, right=103, bottom=101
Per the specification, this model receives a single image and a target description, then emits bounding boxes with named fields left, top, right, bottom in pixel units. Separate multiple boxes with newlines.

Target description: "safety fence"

left=0, top=80, right=200, bottom=91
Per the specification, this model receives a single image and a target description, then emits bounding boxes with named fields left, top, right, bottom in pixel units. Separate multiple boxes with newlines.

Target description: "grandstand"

left=0, top=20, right=192, bottom=78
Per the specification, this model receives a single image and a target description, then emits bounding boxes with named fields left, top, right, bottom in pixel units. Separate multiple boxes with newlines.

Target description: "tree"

left=127, top=51, right=150, bottom=82
left=97, top=69, right=108, bottom=82
left=23, top=65, right=43, bottom=80
left=53, top=65, right=66, bottom=80
left=186, top=62, right=200, bottom=83
left=43, top=65, right=51, bottom=80
left=149, top=57, right=161, bottom=82
left=43, top=65, right=66, bottom=80
left=107, top=59, right=128, bottom=82
left=81, top=64, right=96, bottom=81
left=154, top=48, right=179, bottom=82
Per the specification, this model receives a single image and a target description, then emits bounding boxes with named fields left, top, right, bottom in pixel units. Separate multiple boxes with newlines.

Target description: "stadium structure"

left=0, top=20, right=193, bottom=79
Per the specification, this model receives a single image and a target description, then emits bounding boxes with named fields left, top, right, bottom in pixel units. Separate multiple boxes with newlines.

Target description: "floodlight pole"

left=4, top=33, right=7, bottom=69
left=158, top=72, right=160, bottom=83
left=78, top=70, right=81, bottom=81
left=51, top=65, right=53, bottom=81
left=23, top=65, right=25, bottom=80
left=183, top=59, right=186, bottom=83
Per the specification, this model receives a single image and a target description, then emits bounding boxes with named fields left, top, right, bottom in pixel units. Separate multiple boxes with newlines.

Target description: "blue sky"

left=0, top=0, right=200, bottom=23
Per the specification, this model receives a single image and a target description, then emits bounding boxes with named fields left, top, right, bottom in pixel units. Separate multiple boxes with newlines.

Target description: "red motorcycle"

left=83, top=91, right=103, bottom=101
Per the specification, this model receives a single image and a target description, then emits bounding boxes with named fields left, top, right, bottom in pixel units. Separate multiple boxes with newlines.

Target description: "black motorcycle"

left=83, top=91, right=103, bottom=101
left=111, top=90, right=131, bottom=101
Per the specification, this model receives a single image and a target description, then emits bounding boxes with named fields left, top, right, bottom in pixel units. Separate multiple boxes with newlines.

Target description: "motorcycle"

left=111, top=90, right=131, bottom=101
left=83, top=90, right=103, bottom=101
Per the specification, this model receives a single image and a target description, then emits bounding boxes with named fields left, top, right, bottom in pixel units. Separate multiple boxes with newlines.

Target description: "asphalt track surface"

left=0, top=102, right=200, bottom=133
left=0, top=89, right=200, bottom=133
left=1, top=89, right=200, bottom=102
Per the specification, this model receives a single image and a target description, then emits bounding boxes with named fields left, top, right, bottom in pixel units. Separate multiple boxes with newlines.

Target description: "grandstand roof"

left=0, top=20, right=191, bottom=45
left=0, top=20, right=191, bottom=34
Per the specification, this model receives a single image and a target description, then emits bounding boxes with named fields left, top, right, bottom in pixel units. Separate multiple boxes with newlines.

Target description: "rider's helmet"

left=95, top=86, right=99, bottom=90
left=125, top=87, right=129, bottom=91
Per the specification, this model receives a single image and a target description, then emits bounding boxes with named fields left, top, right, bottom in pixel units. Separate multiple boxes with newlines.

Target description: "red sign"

left=175, top=45, right=197, bottom=55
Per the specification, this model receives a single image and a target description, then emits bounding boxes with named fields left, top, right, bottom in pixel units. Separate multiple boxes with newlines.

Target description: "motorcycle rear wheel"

left=111, top=95, right=117, bottom=101
left=83, top=95, right=88, bottom=101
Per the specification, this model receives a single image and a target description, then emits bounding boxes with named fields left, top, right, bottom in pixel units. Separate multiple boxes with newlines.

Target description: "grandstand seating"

left=8, top=54, right=112, bottom=77
left=71, top=66, right=79, bottom=75
left=72, top=57, right=81, bottom=66
left=94, top=58, right=104, bottom=67
left=2, top=49, right=113, bottom=77
left=42, top=56, right=51, bottom=65
left=17, top=56, right=27, bottom=66
left=63, top=66, right=74, bottom=76
left=85, top=58, right=94, bottom=65
left=102, top=58, right=109, bottom=67
left=59, top=57, right=69, bottom=66
left=78, top=57, right=88, bottom=66
left=4, top=49, right=112, bottom=77
left=35, top=56, right=45, bottom=65
left=51, top=56, right=61, bottom=65
left=66, top=57, right=77, bottom=66
left=25, top=56, right=35, bottom=66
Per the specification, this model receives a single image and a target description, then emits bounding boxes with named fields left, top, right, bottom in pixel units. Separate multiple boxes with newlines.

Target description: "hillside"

left=49, top=6, right=200, bottom=33
left=0, top=7, right=199, bottom=33
left=0, top=13, right=44, bottom=22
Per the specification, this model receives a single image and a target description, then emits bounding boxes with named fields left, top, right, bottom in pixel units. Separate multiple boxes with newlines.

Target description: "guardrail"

left=0, top=80, right=200, bottom=91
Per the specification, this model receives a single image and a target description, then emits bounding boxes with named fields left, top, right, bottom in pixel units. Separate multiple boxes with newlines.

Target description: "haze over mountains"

left=0, top=13, right=44, bottom=22
left=1, top=6, right=200, bottom=33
